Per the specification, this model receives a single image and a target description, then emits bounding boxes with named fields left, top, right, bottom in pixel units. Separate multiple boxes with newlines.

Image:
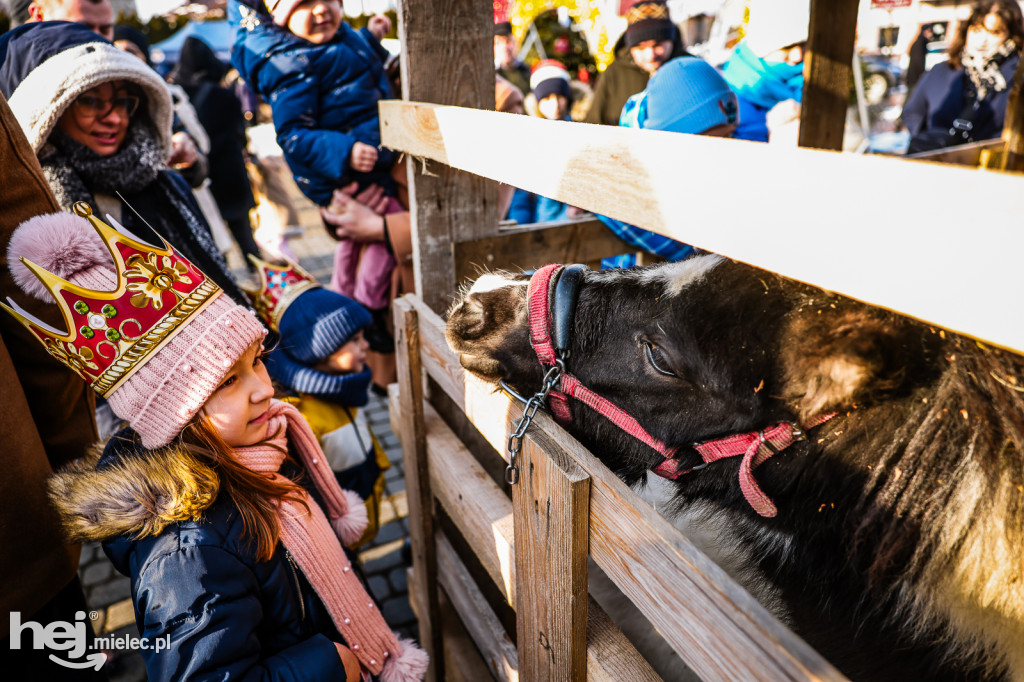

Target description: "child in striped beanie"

left=262, top=282, right=392, bottom=548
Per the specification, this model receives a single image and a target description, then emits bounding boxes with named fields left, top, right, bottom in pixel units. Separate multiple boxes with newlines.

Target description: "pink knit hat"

left=3, top=206, right=267, bottom=449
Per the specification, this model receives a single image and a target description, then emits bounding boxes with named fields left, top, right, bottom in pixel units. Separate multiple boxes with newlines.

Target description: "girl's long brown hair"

left=181, top=415, right=310, bottom=562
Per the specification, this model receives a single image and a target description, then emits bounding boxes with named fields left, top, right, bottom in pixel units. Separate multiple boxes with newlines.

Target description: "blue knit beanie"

left=268, top=288, right=373, bottom=406
left=276, top=288, right=372, bottom=365
left=265, top=350, right=373, bottom=407
left=644, top=57, right=739, bottom=135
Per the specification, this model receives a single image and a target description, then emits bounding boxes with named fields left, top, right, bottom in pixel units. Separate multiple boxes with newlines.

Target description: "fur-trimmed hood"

left=47, top=434, right=219, bottom=545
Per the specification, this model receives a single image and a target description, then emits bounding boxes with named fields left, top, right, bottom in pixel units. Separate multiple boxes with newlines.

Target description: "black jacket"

left=903, top=53, right=1021, bottom=151
left=172, top=37, right=256, bottom=222
left=583, top=31, right=688, bottom=126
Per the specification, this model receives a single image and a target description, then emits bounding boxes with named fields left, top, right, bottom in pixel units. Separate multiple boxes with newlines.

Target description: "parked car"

left=860, top=54, right=905, bottom=105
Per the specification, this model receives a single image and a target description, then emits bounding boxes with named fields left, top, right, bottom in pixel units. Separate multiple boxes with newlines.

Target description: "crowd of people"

left=0, top=0, right=1022, bottom=679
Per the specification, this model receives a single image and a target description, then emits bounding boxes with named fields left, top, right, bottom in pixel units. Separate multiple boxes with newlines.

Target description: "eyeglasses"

left=71, top=94, right=141, bottom=120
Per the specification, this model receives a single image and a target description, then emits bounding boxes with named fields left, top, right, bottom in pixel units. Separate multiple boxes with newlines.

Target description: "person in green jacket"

left=583, top=0, right=688, bottom=126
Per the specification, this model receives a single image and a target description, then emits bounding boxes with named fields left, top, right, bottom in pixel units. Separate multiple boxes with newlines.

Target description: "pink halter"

left=520, top=264, right=834, bottom=518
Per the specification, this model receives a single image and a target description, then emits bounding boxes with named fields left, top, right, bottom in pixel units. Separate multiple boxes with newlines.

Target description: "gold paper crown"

left=0, top=203, right=221, bottom=397
left=244, top=255, right=320, bottom=331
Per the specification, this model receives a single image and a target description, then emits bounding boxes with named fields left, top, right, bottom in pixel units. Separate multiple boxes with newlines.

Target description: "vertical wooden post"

left=1001, top=57, right=1024, bottom=172
left=512, top=435, right=590, bottom=681
left=396, top=0, right=500, bottom=315
left=798, top=0, right=859, bottom=151
left=394, top=297, right=442, bottom=682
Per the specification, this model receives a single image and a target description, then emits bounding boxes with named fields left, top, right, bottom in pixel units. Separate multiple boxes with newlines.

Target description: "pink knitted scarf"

left=232, top=400, right=428, bottom=681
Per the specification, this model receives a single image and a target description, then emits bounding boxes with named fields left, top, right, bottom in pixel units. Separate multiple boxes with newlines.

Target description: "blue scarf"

left=722, top=41, right=804, bottom=109
left=265, top=350, right=373, bottom=407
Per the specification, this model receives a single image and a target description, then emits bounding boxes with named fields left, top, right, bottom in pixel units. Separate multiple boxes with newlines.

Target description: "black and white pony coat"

left=446, top=255, right=1024, bottom=681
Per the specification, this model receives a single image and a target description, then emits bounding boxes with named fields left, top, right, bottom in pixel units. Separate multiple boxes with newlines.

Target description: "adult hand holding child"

left=321, top=182, right=390, bottom=241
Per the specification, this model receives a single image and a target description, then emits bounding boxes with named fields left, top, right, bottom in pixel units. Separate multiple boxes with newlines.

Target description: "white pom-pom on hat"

left=7, top=212, right=109, bottom=301
left=380, top=638, right=429, bottom=682
left=331, top=489, right=369, bottom=546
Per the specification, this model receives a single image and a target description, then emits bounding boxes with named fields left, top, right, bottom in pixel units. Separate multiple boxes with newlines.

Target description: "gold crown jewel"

left=0, top=202, right=222, bottom=396
left=244, top=255, right=321, bottom=331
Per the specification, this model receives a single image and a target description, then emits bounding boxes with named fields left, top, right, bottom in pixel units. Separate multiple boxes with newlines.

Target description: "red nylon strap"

left=560, top=375, right=680, bottom=458
left=528, top=264, right=573, bottom=423
left=652, top=413, right=836, bottom=518
left=528, top=264, right=561, bottom=367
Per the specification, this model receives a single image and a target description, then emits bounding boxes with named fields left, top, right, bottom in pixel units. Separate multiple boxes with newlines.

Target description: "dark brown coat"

left=0, top=93, right=97, bottom=636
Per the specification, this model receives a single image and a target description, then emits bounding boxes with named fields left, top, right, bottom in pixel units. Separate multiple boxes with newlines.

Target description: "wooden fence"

left=379, top=98, right=1024, bottom=680
left=390, top=296, right=847, bottom=681
left=382, top=100, right=1024, bottom=356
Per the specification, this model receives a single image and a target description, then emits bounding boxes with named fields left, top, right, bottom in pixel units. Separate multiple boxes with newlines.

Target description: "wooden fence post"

left=396, top=0, right=499, bottom=315
left=798, top=0, right=859, bottom=150
left=512, top=434, right=590, bottom=680
left=394, top=298, right=442, bottom=681
left=1001, top=57, right=1024, bottom=172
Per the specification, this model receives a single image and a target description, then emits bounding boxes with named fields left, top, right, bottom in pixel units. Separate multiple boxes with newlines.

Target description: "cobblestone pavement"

left=80, top=204, right=414, bottom=681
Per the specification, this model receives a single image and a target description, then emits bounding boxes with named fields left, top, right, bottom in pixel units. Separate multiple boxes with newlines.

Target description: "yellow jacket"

left=283, top=394, right=390, bottom=548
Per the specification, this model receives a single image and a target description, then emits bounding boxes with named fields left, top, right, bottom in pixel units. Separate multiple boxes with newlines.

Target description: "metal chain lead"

left=504, top=360, right=564, bottom=484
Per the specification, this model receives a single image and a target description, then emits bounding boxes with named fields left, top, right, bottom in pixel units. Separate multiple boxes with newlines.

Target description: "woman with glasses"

left=0, top=21, right=250, bottom=307
left=903, top=0, right=1024, bottom=154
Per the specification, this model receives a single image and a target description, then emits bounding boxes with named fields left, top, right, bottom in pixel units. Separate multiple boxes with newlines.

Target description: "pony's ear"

left=781, top=308, right=913, bottom=421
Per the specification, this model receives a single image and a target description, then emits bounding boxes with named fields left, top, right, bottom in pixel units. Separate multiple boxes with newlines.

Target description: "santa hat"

left=530, top=59, right=571, bottom=102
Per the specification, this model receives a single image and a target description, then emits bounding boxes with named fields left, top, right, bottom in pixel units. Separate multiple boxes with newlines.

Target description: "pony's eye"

left=644, top=341, right=677, bottom=378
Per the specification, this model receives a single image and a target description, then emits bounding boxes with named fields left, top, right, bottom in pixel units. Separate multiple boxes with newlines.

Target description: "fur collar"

left=47, top=443, right=219, bottom=543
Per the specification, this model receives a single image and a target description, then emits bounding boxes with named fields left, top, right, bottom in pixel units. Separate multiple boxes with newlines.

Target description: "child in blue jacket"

left=230, top=0, right=402, bottom=323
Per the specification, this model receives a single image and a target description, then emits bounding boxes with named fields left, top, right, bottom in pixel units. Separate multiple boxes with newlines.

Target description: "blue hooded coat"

left=229, top=0, right=396, bottom=206
left=48, top=430, right=359, bottom=681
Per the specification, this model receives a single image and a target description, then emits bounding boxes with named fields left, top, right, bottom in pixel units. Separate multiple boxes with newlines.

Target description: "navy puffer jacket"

left=230, top=0, right=395, bottom=206
left=49, top=429, right=356, bottom=681
left=902, top=53, right=1020, bottom=146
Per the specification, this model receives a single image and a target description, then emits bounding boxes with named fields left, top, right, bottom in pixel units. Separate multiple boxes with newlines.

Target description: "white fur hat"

left=4, top=31, right=173, bottom=160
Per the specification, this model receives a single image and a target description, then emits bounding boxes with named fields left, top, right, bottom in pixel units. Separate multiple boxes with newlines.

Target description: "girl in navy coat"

left=903, top=0, right=1024, bottom=153
left=2, top=206, right=427, bottom=681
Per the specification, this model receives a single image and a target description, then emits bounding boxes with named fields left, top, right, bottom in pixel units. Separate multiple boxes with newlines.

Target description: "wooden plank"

left=380, top=101, right=1024, bottom=354
left=1001, top=57, right=1024, bottom=172
left=798, top=0, right=858, bottom=150
left=512, top=435, right=590, bottom=681
left=425, top=402, right=517, bottom=607
left=438, top=588, right=500, bottom=682
left=399, top=295, right=846, bottom=680
left=907, top=137, right=1004, bottom=166
left=437, top=533, right=519, bottom=682
left=454, top=218, right=639, bottom=282
left=585, top=596, right=662, bottom=682
left=391, top=376, right=668, bottom=681
left=395, top=0, right=499, bottom=314
left=393, top=298, right=443, bottom=682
